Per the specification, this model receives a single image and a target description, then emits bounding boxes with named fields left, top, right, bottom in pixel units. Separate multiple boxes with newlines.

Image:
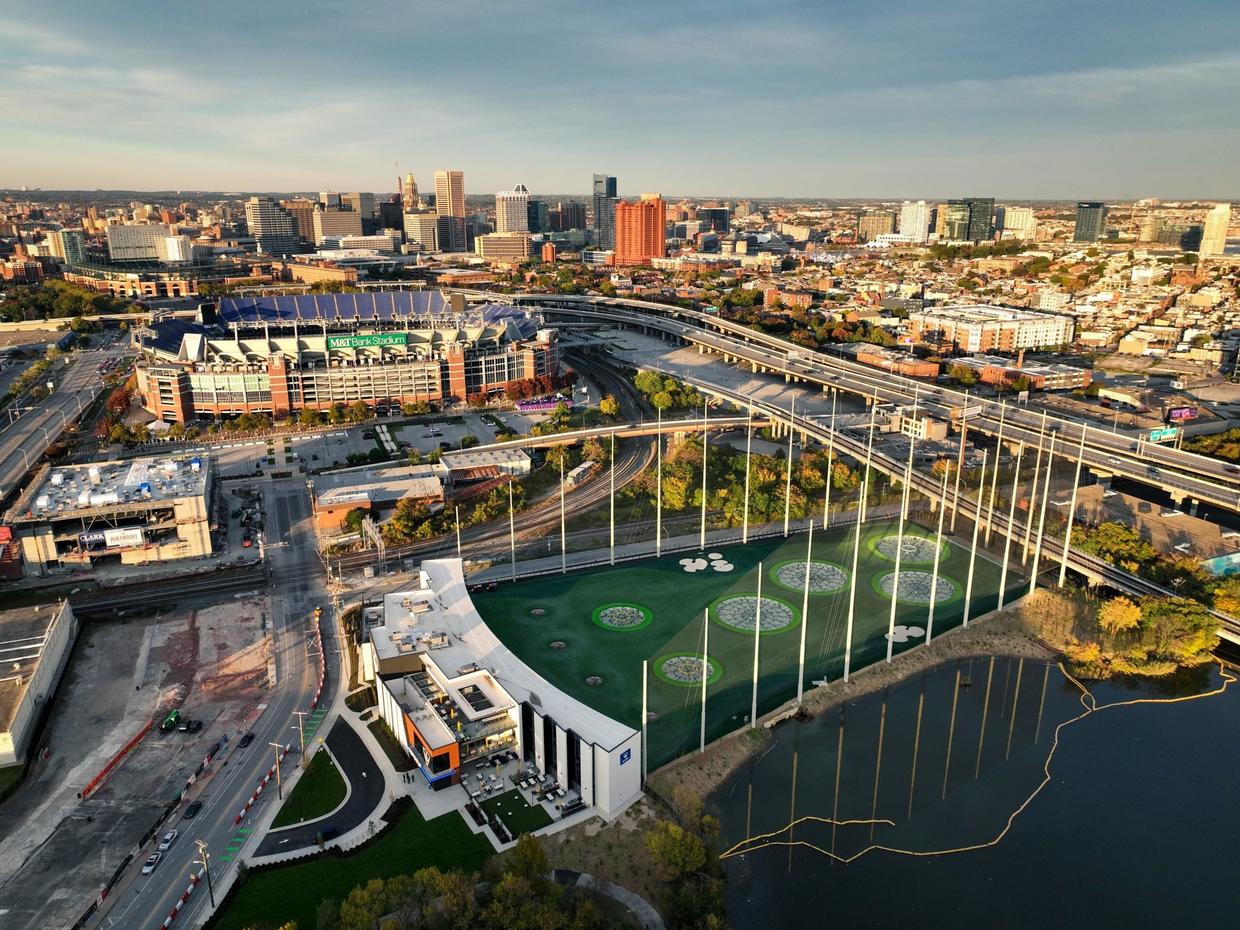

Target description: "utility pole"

left=656, top=406, right=663, bottom=557
left=508, top=478, right=516, bottom=581
left=193, top=839, right=215, bottom=907
left=293, top=711, right=308, bottom=765
left=269, top=742, right=284, bottom=799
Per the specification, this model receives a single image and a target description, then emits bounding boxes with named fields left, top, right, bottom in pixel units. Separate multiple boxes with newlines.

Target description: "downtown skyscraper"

left=1073, top=202, right=1108, bottom=242
left=592, top=173, right=617, bottom=249
left=434, top=169, right=466, bottom=252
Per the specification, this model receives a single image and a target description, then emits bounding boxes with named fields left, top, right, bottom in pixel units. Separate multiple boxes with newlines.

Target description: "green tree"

left=1212, top=575, right=1240, bottom=616
left=948, top=363, right=978, bottom=385
left=338, top=879, right=388, bottom=930
left=299, top=406, right=322, bottom=426
left=343, top=507, right=367, bottom=535
left=645, top=819, right=706, bottom=880
left=652, top=391, right=673, bottom=410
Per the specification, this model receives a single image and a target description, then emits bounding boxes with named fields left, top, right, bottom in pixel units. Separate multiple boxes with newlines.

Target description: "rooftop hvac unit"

left=50, top=472, right=64, bottom=486
left=88, top=466, right=102, bottom=484
left=35, top=494, right=50, bottom=509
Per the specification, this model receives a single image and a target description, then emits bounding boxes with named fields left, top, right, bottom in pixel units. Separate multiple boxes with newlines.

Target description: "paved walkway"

left=553, top=869, right=666, bottom=930
left=254, top=718, right=384, bottom=855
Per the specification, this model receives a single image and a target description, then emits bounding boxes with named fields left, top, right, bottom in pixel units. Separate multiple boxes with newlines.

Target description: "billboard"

left=79, top=530, right=107, bottom=549
left=103, top=527, right=145, bottom=548
left=1167, top=406, right=1198, bottom=421
left=326, top=333, right=408, bottom=349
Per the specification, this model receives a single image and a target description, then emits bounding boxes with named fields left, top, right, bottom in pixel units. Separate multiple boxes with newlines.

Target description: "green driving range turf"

left=472, top=519, right=1014, bottom=770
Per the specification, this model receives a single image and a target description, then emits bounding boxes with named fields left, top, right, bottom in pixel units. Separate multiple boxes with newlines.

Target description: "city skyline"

left=4, top=1, right=1240, bottom=199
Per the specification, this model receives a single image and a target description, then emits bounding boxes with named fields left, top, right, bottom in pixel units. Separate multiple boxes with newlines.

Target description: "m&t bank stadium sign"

left=327, top=333, right=408, bottom=349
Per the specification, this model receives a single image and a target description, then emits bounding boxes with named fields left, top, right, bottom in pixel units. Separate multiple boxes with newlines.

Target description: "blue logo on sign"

left=620, top=748, right=631, bottom=765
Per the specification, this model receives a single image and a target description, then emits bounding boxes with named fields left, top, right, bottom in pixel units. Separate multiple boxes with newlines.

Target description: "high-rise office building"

left=552, top=201, right=586, bottom=231
left=592, top=174, right=617, bottom=248
left=342, top=192, right=376, bottom=218
left=319, top=191, right=342, bottom=209
left=527, top=199, right=549, bottom=233
left=614, top=193, right=666, bottom=266
left=495, top=184, right=531, bottom=234
left=434, top=170, right=466, bottom=251
left=996, top=205, right=1037, bottom=241
left=698, top=207, right=730, bottom=234
left=857, top=210, right=896, bottom=242
left=312, top=208, right=364, bottom=245
left=280, top=197, right=318, bottom=244
left=898, top=200, right=931, bottom=242
left=245, top=197, right=300, bottom=256
left=945, top=198, right=994, bottom=243
left=403, top=210, right=440, bottom=251
left=377, top=199, right=404, bottom=233
left=402, top=172, right=420, bottom=210
left=1073, top=202, right=1108, bottom=242
left=1201, top=203, right=1231, bottom=257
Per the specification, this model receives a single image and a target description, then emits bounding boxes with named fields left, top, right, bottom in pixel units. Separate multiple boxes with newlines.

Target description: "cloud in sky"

left=2, top=0, right=1237, bottom=198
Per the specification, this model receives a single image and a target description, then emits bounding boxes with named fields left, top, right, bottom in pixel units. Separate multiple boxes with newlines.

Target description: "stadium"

left=133, top=291, right=559, bottom=423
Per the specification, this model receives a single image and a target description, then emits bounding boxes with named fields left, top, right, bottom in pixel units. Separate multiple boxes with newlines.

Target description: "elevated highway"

left=498, top=293, right=1240, bottom=514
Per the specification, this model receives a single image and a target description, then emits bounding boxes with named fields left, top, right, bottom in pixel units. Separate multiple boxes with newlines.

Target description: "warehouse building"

left=0, top=602, right=78, bottom=766
left=361, top=559, right=641, bottom=819
left=133, top=291, right=559, bottom=423
left=4, top=454, right=214, bottom=577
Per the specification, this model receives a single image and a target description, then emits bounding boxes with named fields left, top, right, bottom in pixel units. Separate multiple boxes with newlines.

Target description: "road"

left=101, top=478, right=341, bottom=930
left=0, top=344, right=127, bottom=500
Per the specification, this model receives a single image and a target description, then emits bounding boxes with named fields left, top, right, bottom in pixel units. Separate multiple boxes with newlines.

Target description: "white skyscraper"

left=997, top=205, right=1038, bottom=241
left=898, top=200, right=931, bottom=242
left=1201, top=203, right=1231, bottom=257
left=495, top=184, right=531, bottom=234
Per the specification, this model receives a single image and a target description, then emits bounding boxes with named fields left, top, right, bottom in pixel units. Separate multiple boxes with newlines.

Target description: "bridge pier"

left=1189, top=499, right=1200, bottom=516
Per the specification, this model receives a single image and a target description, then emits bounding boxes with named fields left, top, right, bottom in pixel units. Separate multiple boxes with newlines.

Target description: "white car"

left=158, top=829, right=178, bottom=851
left=141, top=852, right=162, bottom=875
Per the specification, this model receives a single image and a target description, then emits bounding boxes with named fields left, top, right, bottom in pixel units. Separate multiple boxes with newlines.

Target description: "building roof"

left=312, top=463, right=445, bottom=510
left=7, top=454, right=210, bottom=524
left=440, top=448, right=531, bottom=472
left=376, top=560, right=636, bottom=752
left=0, top=603, right=66, bottom=734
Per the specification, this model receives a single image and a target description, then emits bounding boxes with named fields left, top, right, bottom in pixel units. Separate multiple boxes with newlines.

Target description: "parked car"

left=178, top=719, right=203, bottom=734
left=184, top=801, right=203, bottom=819
left=158, top=830, right=178, bottom=851
left=141, top=852, right=162, bottom=874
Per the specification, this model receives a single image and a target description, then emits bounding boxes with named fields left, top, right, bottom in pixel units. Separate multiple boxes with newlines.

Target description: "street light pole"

left=293, top=712, right=308, bottom=765
left=269, top=742, right=284, bottom=799
left=193, top=839, right=215, bottom=907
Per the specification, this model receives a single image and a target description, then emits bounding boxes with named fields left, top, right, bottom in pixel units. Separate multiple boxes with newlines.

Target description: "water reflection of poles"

left=974, top=657, right=996, bottom=779
left=886, top=437, right=916, bottom=663
left=742, top=409, right=752, bottom=544
left=962, top=450, right=988, bottom=628
left=1034, top=664, right=1050, bottom=744
left=986, top=401, right=1007, bottom=544
left=843, top=404, right=877, bottom=682
left=997, top=443, right=1024, bottom=610
left=870, top=692, right=887, bottom=841
left=926, top=467, right=949, bottom=643
left=1058, top=428, right=1088, bottom=588
left=941, top=668, right=961, bottom=799
left=796, top=523, right=813, bottom=704
left=1005, top=659, right=1025, bottom=761
left=1029, top=435, right=1056, bottom=595
left=783, top=397, right=795, bottom=537
left=699, top=609, right=709, bottom=754
left=907, top=678, right=925, bottom=819
left=750, top=567, right=763, bottom=728
left=831, top=709, right=845, bottom=859
left=787, top=738, right=800, bottom=873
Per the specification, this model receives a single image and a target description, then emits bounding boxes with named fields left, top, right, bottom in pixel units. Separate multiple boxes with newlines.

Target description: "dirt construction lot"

left=0, top=595, right=270, bottom=930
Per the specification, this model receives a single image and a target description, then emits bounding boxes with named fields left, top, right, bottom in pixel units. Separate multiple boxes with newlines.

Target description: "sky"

left=3, top=0, right=1238, bottom=200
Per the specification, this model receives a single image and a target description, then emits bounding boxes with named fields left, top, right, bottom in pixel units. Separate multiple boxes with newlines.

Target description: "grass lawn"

left=481, top=789, right=553, bottom=836
left=211, top=806, right=492, bottom=930
left=472, top=519, right=1012, bottom=770
left=271, top=748, right=346, bottom=828
left=368, top=719, right=415, bottom=772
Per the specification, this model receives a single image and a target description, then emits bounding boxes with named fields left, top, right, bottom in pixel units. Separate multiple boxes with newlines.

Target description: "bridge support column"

left=1088, top=469, right=1113, bottom=489
left=1189, top=499, right=1199, bottom=516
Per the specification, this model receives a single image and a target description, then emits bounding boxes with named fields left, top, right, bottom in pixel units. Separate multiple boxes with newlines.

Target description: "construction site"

left=0, top=594, right=270, bottom=930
